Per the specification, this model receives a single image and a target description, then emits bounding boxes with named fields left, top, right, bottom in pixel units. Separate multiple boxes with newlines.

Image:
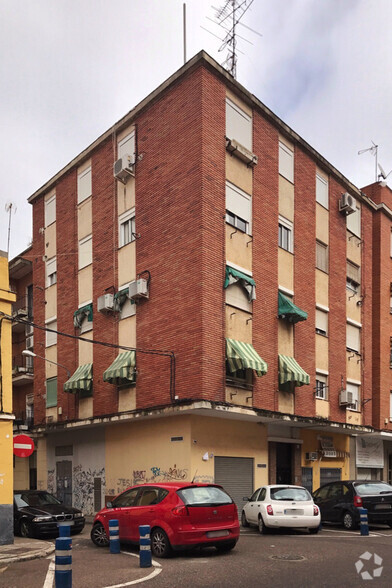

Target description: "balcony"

left=12, top=297, right=32, bottom=332
left=13, top=410, right=34, bottom=432
left=12, top=354, right=34, bottom=386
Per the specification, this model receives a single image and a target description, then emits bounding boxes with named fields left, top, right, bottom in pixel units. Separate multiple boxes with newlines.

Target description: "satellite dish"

left=378, top=163, right=387, bottom=179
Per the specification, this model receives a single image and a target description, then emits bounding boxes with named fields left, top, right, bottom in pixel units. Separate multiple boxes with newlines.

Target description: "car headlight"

left=33, top=516, right=53, bottom=522
left=74, top=512, right=84, bottom=518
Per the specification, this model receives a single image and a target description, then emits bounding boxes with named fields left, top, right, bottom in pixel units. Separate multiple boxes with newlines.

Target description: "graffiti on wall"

left=192, top=474, right=214, bottom=484
left=73, top=464, right=105, bottom=515
left=47, top=469, right=55, bottom=494
left=106, top=464, right=190, bottom=498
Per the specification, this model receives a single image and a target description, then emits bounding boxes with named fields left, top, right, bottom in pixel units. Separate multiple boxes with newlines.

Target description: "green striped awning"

left=103, top=351, right=136, bottom=385
left=226, top=339, right=267, bottom=377
left=278, top=292, right=307, bottom=323
left=64, top=363, right=93, bottom=393
left=73, top=303, right=93, bottom=329
left=224, top=266, right=256, bottom=302
left=278, top=354, right=310, bottom=387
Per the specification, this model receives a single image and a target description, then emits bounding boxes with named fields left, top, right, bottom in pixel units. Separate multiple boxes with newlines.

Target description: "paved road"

left=1, top=524, right=392, bottom=587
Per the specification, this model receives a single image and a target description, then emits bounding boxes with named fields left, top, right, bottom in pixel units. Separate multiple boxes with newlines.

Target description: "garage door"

left=214, top=456, right=254, bottom=518
left=320, top=467, right=341, bottom=487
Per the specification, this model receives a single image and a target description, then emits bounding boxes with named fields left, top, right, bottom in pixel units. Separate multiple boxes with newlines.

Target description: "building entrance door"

left=276, top=443, right=292, bottom=484
left=56, top=460, right=73, bottom=506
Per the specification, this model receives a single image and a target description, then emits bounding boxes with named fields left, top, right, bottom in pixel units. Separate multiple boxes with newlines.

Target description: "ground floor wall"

left=301, top=429, right=351, bottom=491
left=0, top=420, right=13, bottom=545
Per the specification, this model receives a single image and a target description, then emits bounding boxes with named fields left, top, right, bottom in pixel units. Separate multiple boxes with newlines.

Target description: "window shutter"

left=346, top=323, right=360, bottom=352
left=347, top=261, right=360, bottom=284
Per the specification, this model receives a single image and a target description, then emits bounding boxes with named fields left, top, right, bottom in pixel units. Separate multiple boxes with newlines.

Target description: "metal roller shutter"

left=214, top=456, right=254, bottom=519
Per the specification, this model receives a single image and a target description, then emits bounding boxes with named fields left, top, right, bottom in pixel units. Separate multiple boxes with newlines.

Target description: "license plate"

left=284, top=509, right=304, bottom=515
left=206, top=530, right=229, bottom=538
left=374, top=503, right=391, bottom=510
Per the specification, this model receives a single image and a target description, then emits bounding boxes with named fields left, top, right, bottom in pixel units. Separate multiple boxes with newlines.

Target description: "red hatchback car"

left=91, top=482, right=240, bottom=557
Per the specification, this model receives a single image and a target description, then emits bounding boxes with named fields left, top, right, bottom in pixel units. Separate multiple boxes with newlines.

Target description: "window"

left=316, top=308, right=328, bottom=336
left=347, top=204, right=361, bottom=237
left=45, top=319, right=57, bottom=347
left=316, top=173, right=328, bottom=209
left=77, top=166, right=92, bottom=204
left=346, top=322, right=361, bottom=353
left=26, top=394, right=34, bottom=424
left=225, top=363, right=253, bottom=389
left=46, top=257, right=57, bottom=287
left=278, top=216, right=293, bottom=252
left=390, top=338, right=392, bottom=368
left=226, top=182, right=251, bottom=234
left=390, top=391, right=392, bottom=420
left=316, top=241, right=328, bottom=273
left=225, top=98, right=252, bottom=150
left=346, top=382, right=360, bottom=411
left=46, top=377, right=57, bottom=408
left=316, top=373, right=328, bottom=400
left=118, top=130, right=135, bottom=160
left=79, top=235, right=92, bottom=269
left=45, top=194, right=56, bottom=227
left=74, top=304, right=93, bottom=333
left=279, top=141, right=294, bottom=183
left=116, top=285, right=136, bottom=320
left=346, top=261, right=360, bottom=293
left=119, top=209, right=136, bottom=247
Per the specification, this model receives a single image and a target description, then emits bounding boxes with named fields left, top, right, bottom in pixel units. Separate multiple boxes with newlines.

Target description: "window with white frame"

left=390, top=391, right=392, bottom=420
left=119, top=209, right=136, bottom=248
left=117, top=285, right=136, bottom=320
left=346, top=382, right=360, bottom=411
left=347, top=204, right=361, bottom=237
left=46, top=318, right=57, bottom=347
left=118, top=130, right=135, bottom=160
left=226, top=181, right=251, bottom=234
left=225, top=98, right=252, bottom=151
left=278, top=216, right=293, bottom=252
left=346, top=261, right=360, bottom=293
left=279, top=141, right=294, bottom=183
left=46, top=257, right=57, bottom=287
left=79, top=235, right=92, bottom=269
left=316, top=308, right=328, bottom=336
left=77, top=166, right=92, bottom=204
left=346, top=322, right=361, bottom=353
left=45, top=194, right=56, bottom=227
left=316, top=173, right=328, bottom=209
left=316, top=373, right=328, bottom=400
left=316, top=241, right=328, bottom=273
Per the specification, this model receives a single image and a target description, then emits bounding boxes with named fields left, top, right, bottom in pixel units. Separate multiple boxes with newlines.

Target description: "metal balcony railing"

left=12, top=355, right=34, bottom=375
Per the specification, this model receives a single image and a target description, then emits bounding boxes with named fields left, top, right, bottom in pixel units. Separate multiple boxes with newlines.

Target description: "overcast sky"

left=1, top=0, right=391, bottom=259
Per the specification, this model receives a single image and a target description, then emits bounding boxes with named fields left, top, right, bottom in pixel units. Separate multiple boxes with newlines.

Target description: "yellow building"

left=0, top=250, right=16, bottom=545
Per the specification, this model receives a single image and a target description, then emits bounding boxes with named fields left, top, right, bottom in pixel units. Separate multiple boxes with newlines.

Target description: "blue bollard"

left=109, top=519, right=120, bottom=554
left=359, top=507, right=369, bottom=536
left=55, top=536, right=72, bottom=588
left=58, top=523, right=72, bottom=537
left=139, top=525, right=152, bottom=568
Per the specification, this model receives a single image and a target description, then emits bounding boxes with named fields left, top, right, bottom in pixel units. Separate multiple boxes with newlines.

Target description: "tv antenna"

left=377, top=163, right=392, bottom=182
left=5, top=201, right=17, bottom=257
left=358, top=141, right=378, bottom=182
left=202, top=0, right=260, bottom=79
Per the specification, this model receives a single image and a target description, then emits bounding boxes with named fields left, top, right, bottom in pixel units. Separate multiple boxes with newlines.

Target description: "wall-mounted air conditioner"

left=339, top=193, right=357, bottom=215
left=26, top=335, right=34, bottom=349
left=113, top=154, right=135, bottom=183
left=97, top=293, right=114, bottom=314
left=225, top=138, right=258, bottom=167
left=128, top=278, right=149, bottom=300
left=339, top=389, right=354, bottom=406
left=305, top=452, right=318, bottom=461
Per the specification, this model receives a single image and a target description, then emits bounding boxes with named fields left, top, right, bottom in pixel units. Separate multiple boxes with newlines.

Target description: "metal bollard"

left=55, top=535, right=72, bottom=588
left=359, top=507, right=369, bottom=536
left=109, top=519, right=120, bottom=554
left=139, top=525, right=152, bottom=568
left=58, top=523, right=72, bottom=537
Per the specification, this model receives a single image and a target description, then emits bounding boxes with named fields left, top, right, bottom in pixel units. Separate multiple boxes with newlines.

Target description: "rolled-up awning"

left=64, top=363, right=93, bottom=393
left=226, top=338, right=267, bottom=376
left=224, top=266, right=256, bottom=302
left=278, top=292, right=307, bottom=323
left=73, top=303, right=93, bottom=329
left=103, top=351, right=136, bottom=385
left=278, top=354, right=309, bottom=387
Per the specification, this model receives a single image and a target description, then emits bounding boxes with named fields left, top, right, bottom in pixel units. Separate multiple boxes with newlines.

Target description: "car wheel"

left=19, top=519, right=32, bottom=538
left=151, top=527, right=172, bottom=558
left=90, top=523, right=109, bottom=547
left=342, top=511, right=357, bottom=531
left=309, top=526, right=319, bottom=535
left=241, top=511, right=249, bottom=528
left=215, top=540, right=237, bottom=553
left=258, top=515, right=269, bottom=535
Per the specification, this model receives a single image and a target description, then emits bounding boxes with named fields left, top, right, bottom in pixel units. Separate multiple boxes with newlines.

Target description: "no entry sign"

left=13, top=434, right=35, bottom=458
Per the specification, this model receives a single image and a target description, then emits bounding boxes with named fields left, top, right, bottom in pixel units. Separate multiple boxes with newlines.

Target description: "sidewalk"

left=0, top=536, right=55, bottom=565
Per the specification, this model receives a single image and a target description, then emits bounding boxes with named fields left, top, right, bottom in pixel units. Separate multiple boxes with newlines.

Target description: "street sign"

left=13, top=434, right=35, bottom=458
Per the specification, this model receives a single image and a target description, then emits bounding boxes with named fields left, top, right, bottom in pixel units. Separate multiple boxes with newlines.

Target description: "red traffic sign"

left=13, top=434, right=35, bottom=458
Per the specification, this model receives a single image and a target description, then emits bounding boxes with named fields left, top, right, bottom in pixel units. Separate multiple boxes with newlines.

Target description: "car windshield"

left=178, top=486, right=233, bottom=507
left=270, top=487, right=311, bottom=501
left=15, top=492, right=62, bottom=508
left=354, top=482, right=392, bottom=496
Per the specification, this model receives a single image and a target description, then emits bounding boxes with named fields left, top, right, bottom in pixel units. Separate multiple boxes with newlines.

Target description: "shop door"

left=276, top=443, right=292, bottom=484
left=214, top=456, right=254, bottom=519
left=320, top=467, right=341, bottom=487
left=56, top=460, right=73, bottom=506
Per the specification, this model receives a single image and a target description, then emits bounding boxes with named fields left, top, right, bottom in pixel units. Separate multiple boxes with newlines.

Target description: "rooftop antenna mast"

left=5, top=202, right=16, bottom=257
left=358, top=141, right=378, bottom=182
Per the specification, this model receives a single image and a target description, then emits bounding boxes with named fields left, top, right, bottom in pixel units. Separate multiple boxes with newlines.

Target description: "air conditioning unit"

left=97, top=293, right=114, bottom=314
left=339, top=193, right=357, bottom=215
left=26, top=335, right=34, bottom=349
left=226, top=138, right=258, bottom=167
left=305, top=452, right=318, bottom=461
left=339, top=389, right=354, bottom=406
left=128, top=278, right=149, bottom=300
left=113, top=154, right=135, bottom=183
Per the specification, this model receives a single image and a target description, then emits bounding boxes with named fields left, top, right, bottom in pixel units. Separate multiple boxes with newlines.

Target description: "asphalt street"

left=1, top=523, right=392, bottom=588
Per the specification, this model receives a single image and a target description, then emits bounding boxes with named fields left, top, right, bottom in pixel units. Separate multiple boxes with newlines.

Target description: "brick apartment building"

left=9, top=51, right=392, bottom=515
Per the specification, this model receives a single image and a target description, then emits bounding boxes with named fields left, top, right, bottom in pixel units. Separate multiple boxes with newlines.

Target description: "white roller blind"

left=316, top=309, right=328, bottom=335
left=316, top=174, right=328, bottom=209
left=118, top=131, right=135, bottom=160
left=79, top=235, right=92, bottom=269
left=347, top=205, right=361, bottom=237
left=78, top=166, right=92, bottom=204
left=346, top=323, right=361, bottom=352
left=226, top=98, right=252, bottom=150
left=45, top=194, right=56, bottom=227
left=279, top=142, right=294, bottom=183
left=226, top=182, right=251, bottom=225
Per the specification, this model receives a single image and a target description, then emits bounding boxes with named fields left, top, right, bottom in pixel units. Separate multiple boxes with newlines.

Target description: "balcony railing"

left=12, top=355, right=34, bottom=376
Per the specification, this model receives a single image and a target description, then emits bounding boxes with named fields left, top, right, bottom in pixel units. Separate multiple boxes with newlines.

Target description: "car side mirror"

left=106, top=501, right=113, bottom=508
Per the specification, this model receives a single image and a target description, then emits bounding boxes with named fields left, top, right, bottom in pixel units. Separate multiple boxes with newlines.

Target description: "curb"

left=0, top=541, right=55, bottom=565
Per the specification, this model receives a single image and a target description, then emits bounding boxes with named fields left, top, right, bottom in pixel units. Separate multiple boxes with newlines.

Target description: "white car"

left=241, top=485, right=321, bottom=534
